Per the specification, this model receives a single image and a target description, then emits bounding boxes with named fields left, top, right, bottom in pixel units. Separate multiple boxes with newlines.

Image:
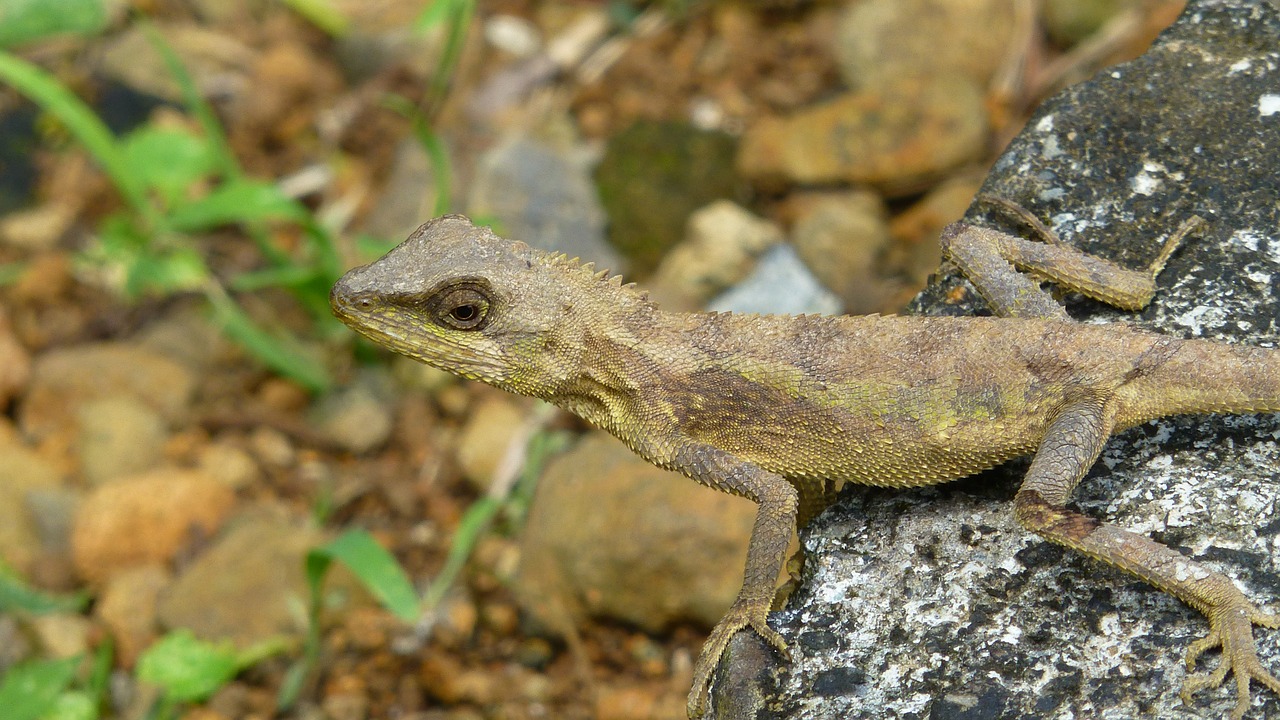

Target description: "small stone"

left=418, top=653, right=497, bottom=706
left=29, top=613, right=92, bottom=659
left=455, top=397, right=527, bottom=492
left=737, top=75, right=987, bottom=195
left=0, top=307, right=30, bottom=409
left=341, top=607, right=392, bottom=651
left=485, top=15, right=542, bottom=57
left=76, top=396, right=168, bottom=486
left=0, top=615, right=33, bottom=671
left=647, top=201, right=784, bottom=311
left=10, top=252, right=72, bottom=304
left=833, top=0, right=1018, bottom=89
left=21, top=342, right=197, bottom=442
left=156, top=508, right=366, bottom=648
left=24, top=487, right=79, bottom=553
left=249, top=426, right=295, bottom=468
left=708, top=244, right=841, bottom=316
left=196, top=441, right=260, bottom=490
left=596, top=683, right=676, bottom=720
left=136, top=304, right=234, bottom=374
left=470, top=134, right=620, bottom=271
left=515, top=433, right=755, bottom=635
left=0, top=202, right=76, bottom=251
left=0, top=435, right=66, bottom=576
left=257, top=377, right=310, bottom=414
left=71, top=468, right=235, bottom=585
left=514, top=637, right=554, bottom=669
left=433, top=593, right=478, bottom=650
left=99, top=24, right=254, bottom=102
left=888, top=172, right=984, bottom=289
left=480, top=600, right=519, bottom=636
left=594, top=121, right=740, bottom=275
left=321, top=691, right=368, bottom=720
left=95, top=565, right=171, bottom=667
left=311, top=376, right=395, bottom=454
left=790, top=190, right=898, bottom=314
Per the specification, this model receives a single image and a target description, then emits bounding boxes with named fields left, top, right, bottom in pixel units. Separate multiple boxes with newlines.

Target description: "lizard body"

left=331, top=211, right=1280, bottom=718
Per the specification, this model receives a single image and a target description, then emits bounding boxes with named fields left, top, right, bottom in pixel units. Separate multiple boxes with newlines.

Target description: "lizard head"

left=331, top=214, right=650, bottom=398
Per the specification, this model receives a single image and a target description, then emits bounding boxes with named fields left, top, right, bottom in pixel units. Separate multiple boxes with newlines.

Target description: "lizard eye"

left=432, top=285, right=491, bottom=330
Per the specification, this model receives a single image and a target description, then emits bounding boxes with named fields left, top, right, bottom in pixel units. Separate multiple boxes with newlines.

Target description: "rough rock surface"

left=710, top=2, right=1280, bottom=718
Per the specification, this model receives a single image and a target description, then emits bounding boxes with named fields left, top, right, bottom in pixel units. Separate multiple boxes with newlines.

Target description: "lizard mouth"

left=330, top=279, right=509, bottom=383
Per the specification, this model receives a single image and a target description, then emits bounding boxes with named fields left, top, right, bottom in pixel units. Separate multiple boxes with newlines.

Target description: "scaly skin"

left=331, top=209, right=1280, bottom=719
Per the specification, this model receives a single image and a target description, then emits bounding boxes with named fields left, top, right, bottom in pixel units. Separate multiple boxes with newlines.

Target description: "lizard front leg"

left=1015, top=398, right=1280, bottom=719
left=668, top=442, right=799, bottom=718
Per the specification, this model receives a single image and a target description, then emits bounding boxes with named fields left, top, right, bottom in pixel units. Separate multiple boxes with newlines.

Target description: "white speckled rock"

left=711, top=2, right=1280, bottom=718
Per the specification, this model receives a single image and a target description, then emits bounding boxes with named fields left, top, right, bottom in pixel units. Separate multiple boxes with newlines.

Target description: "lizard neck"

left=543, top=301, right=669, bottom=435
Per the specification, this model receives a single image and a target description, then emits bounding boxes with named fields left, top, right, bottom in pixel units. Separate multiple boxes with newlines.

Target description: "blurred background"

left=0, top=1, right=1187, bottom=718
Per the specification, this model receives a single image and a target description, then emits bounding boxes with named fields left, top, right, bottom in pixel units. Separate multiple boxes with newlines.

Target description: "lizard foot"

left=686, top=598, right=788, bottom=718
left=1180, top=603, right=1280, bottom=719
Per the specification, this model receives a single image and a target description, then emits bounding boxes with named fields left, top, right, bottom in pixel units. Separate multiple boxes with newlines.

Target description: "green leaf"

left=0, top=571, right=89, bottom=614
left=308, top=530, right=419, bottom=622
left=120, top=127, right=216, bottom=204
left=125, top=246, right=210, bottom=296
left=168, top=179, right=307, bottom=232
left=0, top=0, right=107, bottom=48
left=41, top=690, right=96, bottom=720
left=0, top=656, right=80, bottom=720
left=228, top=265, right=324, bottom=292
left=280, top=0, right=349, bottom=36
left=136, top=631, right=240, bottom=702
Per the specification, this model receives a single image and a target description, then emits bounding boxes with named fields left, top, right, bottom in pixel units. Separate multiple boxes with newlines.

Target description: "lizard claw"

left=686, top=599, right=788, bottom=718
left=1180, top=603, right=1280, bottom=719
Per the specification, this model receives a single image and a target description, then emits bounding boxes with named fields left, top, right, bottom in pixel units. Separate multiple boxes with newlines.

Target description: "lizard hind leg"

left=1014, top=398, right=1280, bottom=719
left=941, top=196, right=1205, bottom=318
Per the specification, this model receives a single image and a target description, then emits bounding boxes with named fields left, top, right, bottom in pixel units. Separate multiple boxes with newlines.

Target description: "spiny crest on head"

left=538, top=248, right=650, bottom=304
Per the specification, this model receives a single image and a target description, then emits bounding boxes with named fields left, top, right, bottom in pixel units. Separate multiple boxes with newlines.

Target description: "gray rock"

left=468, top=136, right=620, bottom=271
left=709, top=245, right=841, bottom=317
left=310, top=370, right=395, bottom=454
left=646, top=201, right=783, bottom=313
left=712, top=2, right=1280, bottom=718
left=360, top=137, right=445, bottom=244
left=0, top=434, right=66, bottom=577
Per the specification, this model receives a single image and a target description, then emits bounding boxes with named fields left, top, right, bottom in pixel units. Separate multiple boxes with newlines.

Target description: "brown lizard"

left=330, top=204, right=1280, bottom=718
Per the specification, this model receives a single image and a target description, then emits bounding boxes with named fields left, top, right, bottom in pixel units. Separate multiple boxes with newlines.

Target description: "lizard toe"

left=1181, top=603, right=1280, bottom=718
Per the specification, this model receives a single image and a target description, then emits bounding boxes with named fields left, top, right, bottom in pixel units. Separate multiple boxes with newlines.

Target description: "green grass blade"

left=141, top=22, right=240, bottom=180
left=0, top=571, right=89, bottom=614
left=422, top=496, right=497, bottom=609
left=203, top=283, right=332, bottom=392
left=384, top=94, right=452, bottom=216
left=0, top=0, right=107, bottom=48
left=0, top=51, right=159, bottom=230
left=310, top=529, right=420, bottom=622
left=281, top=0, right=349, bottom=37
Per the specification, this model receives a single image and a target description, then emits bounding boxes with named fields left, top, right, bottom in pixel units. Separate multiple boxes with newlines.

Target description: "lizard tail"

left=1122, top=338, right=1280, bottom=421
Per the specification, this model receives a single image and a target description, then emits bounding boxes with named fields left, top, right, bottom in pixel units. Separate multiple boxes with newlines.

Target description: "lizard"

left=330, top=202, right=1280, bottom=719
